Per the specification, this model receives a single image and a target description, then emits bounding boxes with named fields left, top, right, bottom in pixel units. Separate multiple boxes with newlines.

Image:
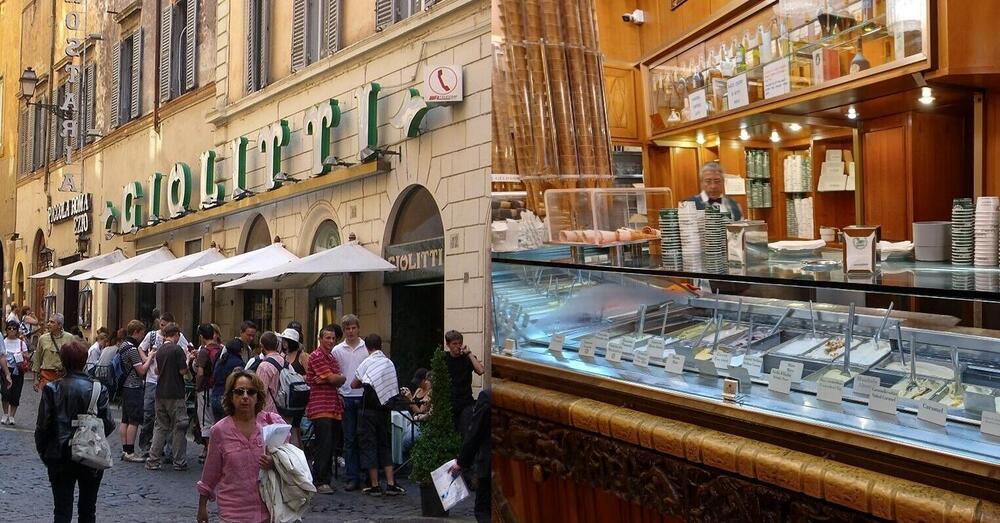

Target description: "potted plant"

left=409, top=348, right=463, bottom=517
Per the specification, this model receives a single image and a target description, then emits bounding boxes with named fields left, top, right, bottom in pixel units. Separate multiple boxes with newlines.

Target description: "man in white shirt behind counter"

left=332, top=314, right=368, bottom=491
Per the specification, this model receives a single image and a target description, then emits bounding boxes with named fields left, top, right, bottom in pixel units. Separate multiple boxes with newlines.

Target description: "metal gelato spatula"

left=873, top=302, right=894, bottom=348
left=842, top=303, right=855, bottom=377
left=950, top=346, right=964, bottom=396
left=768, top=306, right=794, bottom=337
left=808, top=301, right=817, bottom=339
left=904, top=333, right=919, bottom=395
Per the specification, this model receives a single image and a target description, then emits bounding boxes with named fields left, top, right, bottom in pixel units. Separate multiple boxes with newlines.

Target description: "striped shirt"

left=355, top=351, right=398, bottom=406
left=306, top=348, right=344, bottom=420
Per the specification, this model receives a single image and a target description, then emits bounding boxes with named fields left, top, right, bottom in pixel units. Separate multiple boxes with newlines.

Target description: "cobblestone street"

left=0, top=375, right=474, bottom=522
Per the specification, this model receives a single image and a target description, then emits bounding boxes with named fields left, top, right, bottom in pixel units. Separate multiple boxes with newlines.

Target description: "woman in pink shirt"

left=197, top=370, right=286, bottom=523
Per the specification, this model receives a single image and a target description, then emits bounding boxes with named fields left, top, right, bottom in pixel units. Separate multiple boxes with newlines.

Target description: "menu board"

left=763, top=57, right=791, bottom=99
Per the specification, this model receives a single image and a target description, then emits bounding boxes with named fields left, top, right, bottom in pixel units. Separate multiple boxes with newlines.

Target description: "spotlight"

left=770, top=130, right=781, bottom=143
left=919, top=86, right=935, bottom=105
left=696, top=132, right=706, bottom=145
left=846, top=106, right=858, bottom=120
left=739, top=129, right=750, bottom=141
left=789, top=123, right=802, bottom=131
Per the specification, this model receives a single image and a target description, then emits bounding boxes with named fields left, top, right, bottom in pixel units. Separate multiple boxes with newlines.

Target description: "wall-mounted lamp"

left=769, top=130, right=781, bottom=143
left=695, top=132, right=706, bottom=145
left=846, top=106, right=858, bottom=119
left=918, top=86, right=935, bottom=105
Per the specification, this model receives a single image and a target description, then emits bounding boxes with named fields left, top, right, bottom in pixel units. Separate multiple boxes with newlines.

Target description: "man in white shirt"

left=136, top=312, right=190, bottom=459
left=331, top=314, right=368, bottom=491
left=686, top=161, right=744, bottom=220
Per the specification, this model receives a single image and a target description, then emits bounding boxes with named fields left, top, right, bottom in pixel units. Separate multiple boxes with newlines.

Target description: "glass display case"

left=544, top=188, right=674, bottom=246
left=646, top=0, right=930, bottom=136
left=491, top=246, right=1000, bottom=471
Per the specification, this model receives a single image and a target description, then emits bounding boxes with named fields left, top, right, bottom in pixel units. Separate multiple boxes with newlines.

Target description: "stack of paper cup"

left=678, top=201, right=704, bottom=272
left=974, top=196, right=999, bottom=267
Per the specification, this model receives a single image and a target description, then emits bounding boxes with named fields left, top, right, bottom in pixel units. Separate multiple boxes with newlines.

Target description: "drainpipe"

left=153, top=0, right=162, bottom=132
left=44, top=0, right=57, bottom=212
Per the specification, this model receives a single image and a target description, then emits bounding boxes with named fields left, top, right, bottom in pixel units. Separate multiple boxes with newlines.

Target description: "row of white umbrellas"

left=30, top=241, right=396, bottom=290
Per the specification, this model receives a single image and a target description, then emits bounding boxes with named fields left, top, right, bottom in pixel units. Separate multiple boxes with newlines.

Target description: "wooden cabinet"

left=861, top=110, right=970, bottom=241
left=604, top=65, right=640, bottom=142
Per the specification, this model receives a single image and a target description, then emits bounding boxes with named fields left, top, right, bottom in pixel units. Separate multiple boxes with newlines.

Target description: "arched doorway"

left=385, top=186, right=445, bottom=386
left=14, top=263, right=24, bottom=308
left=32, top=231, right=50, bottom=317
left=308, top=219, right=343, bottom=346
left=243, top=215, right=274, bottom=331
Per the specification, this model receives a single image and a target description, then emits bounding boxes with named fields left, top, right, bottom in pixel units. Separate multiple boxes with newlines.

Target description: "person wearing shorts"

left=118, top=320, right=148, bottom=462
left=350, top=334, right=405, bottom=496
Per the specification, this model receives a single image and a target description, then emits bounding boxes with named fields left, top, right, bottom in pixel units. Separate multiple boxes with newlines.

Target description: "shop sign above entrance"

left=105, top=79, right=460, bottom=238
left=424, top=65, right=463, bottom=103
left=48, top=193, right=92, bottom=236
left=384, top=237, right=445, bottom=284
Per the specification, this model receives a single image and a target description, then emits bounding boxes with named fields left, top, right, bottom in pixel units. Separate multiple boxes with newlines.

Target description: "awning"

left=30, top=249, right=129, bottom=279
left=217, top=241, right=396, bottom=289
left=164, top=243, right=299, bottom=283
left=69, top=246, right=176, bottom=281
left=103, top=247, right=226, bottom=284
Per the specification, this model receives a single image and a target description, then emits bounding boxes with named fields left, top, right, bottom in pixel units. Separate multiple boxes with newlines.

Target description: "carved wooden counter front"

left=493, top=379, right=1000, bottom=523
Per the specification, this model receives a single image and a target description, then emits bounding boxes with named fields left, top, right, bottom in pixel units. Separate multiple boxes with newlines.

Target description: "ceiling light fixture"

left=846, top=106, right=858, bottom=120
left=739, top=129, right=751, bottom=141
left=696, top=132, right=706, bottom=145
left=919, top=86, right=935, bottom=105
left=789, top=123, right=802, bottom=131
left=770, top=130, right=781, bottom=143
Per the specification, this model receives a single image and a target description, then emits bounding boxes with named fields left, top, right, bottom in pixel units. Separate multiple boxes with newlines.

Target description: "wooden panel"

left=910, top=111, right=971, bottom=223
left=929, top=0, right=1000, bottom=87
left=862, top=123, right=909, bottom=241
left=718, top=139, right=748, bottom=215
left=812, top=138, right=857, bottom=238
left=987, top=91, right=1000, bottom=197
left=670, top=146, right=701, bottom=202
left=595, top=0, right=642, bottom=63
left=605, top=65, right=639, bottom=141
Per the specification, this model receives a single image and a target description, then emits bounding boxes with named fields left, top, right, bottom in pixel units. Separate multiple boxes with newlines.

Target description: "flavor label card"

left=868, top=386, right=899, bottom=415
left=621, top=337, right=638, bottom=353
left=665, top=354, right=686, bottom=375
left=548, top=334, right=564, bottom=354
left=768, top=368, right=793, bottom=395
left=712, top=351, right=733, bottom=370
left=646, top=337, right=666, bottom=359
left=816, top=377, right=844, bottom=404
left=578, top=338, right=596, bottom=358
left=502, top=338, right=516, bottom=355
left=605, top=340, right=624, bottom=363
left=853, top=375, right=880, bottom=396
left=918, top=400, right=948, bottom=427
left=778, top=360, right=804, bottom=382
left=632, top=351, right=650, bottom=368
left=743, top=354, right=764, bottom=378
left=594, top=332, right=611, bottom=350
left=982, top=412, right=1000, bottom=438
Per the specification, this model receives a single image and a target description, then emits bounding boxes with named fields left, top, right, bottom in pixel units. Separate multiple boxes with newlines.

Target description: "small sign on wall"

left=424, top=65, right=463, bottom=103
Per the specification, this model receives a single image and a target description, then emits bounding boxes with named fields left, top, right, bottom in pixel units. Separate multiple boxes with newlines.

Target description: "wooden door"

left=604, top=65, right=639, bottom=142
left=670, top=146, right=701, bottom=203
left=863, top=123, right=910, bottom=240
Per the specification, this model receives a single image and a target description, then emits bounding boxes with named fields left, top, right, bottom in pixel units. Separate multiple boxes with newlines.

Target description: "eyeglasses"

left=232, top=388, right=258, bottom=397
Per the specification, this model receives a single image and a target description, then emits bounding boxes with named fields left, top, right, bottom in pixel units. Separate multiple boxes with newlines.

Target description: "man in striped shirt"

left=351, top=334, right=404, bottom=496
left=306, top=325, right=346, bottom=495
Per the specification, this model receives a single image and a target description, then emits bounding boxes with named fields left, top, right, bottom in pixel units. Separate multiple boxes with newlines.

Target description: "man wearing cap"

left=32, top=313, right=76, bottom=391
left=686, top=161, right=743, bottom=220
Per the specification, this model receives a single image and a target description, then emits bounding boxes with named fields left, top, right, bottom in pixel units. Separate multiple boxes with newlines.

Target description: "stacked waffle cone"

left=495, top=0, right=614, bottom=216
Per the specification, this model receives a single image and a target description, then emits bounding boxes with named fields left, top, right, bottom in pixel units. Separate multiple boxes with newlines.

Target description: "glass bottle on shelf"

left=745, top=30, right=758, bottom=69
left=849, top=38, right=871, bottom=73
left=735, top=36, right=747, bottom=73
left=777, top=17, right=790, bottom=58
left=720, top=42, right=735, bottom=77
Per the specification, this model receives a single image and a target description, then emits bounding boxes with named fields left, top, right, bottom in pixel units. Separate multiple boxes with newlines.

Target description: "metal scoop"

left=841, top=303, right=855, bottom=377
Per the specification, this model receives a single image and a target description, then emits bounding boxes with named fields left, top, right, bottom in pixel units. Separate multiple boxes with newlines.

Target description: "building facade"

left=7, top=0, right=490, bottom=385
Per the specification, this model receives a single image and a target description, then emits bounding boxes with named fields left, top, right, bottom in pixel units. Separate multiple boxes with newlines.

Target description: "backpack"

left=212, top=348, right=242, bottom=393
left=269, top=357, right=311, bottom=417
left=70, top=382, right=113, bottom=470
left=89, top=347, right=128, bottom=400
left=202, top=344, right=223, bottom=389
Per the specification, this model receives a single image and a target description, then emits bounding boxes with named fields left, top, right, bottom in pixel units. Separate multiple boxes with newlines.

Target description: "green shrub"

left=409, top=348, right=462, bottom=485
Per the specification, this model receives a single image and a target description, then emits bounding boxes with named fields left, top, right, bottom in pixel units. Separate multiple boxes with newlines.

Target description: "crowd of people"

left=3, top=303, right=490, bottom=523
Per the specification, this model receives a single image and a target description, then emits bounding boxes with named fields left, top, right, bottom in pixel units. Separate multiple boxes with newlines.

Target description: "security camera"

left=622, top=9, right=645, bottom=25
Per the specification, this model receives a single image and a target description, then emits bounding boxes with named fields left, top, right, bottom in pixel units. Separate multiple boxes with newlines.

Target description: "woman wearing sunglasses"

left=1, top=320, right=28, bottom=425
left=197, top=369, right=286, bottom=523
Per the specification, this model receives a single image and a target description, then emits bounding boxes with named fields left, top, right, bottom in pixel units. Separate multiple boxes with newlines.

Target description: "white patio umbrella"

left=30, top=249, right=128, bottom=279
left=217, top=241, right=397, bottom=290
left=164, top=242, right=299, bottom=283
left=103, top=246, right=226, bottom=284
left=69, top=246, right=176, bottom=281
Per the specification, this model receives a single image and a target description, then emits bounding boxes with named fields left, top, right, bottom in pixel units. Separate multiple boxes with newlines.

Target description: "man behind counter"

left=686, top=161, right=743, bottom=221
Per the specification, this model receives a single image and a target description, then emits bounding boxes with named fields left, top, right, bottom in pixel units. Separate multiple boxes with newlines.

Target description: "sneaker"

left=337, top=456, right=346, bottom=468
left=384, top=483, right=406, bottom=496
left=173, top=463, right=189, bottom=471
left=145, top=461, right=162, bottom=471
left=344, top=481, right=360, bottom=492
left=123, top=453, right=147, bottom=463
left=315, top=484, right=335, bottom=495
left=362, top=485, right=383, bottom=497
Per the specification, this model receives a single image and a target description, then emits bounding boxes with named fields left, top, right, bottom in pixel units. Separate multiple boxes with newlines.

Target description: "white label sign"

left=779, top=360, right=804, bottom=382
left=982, top=411, right=1000, bottom=438
left=502, top=338, right=516, bottom=355
left=548, top=334, right=564, bottom=354
left=621, top=337, right=638, bottom=353
left=817, top=377, right=844, bottom=404
left=424, top=65, right=463, bottom=102
left=579, top=338, right=596, bottom=358
left=918, top=400, right=948, bottom=427
left=743, top=354, right=764, bottom=378
left=768, top=368, right=793, bottom=394
left=868, top=386, right=899, bottom=415
left=633, top=351, right=650, bottom=368
left=853, top=375, right=880, bottom=396
left=647, top=337, right=666, bottom=359
left=712, top=351, right=733, bottom=370
left=665, top=354, right=686, bottom=375
left=605, top=340, right=624, bottom=363
left=594, top=332, right=611, bottom=350
left=726, top=74, right=750, bottom=109
left=763, top=57, right=792, bottom=99
left=688, top=89, right=708, bottom=120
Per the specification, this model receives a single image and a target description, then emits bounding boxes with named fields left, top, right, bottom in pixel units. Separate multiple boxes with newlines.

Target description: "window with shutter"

left=324, top=0, right=342, bottom=56
left=110, top=40, right=121, bottom=128
left=17, top=108, right=28, bottom=175
left=50, top=84, right=64, bottom=162
left=290, top=0, right=307, bottom=72
left=159, top=4, right=172, bottom=104
left=246, top=0, right=258, bottom=93
left=375, top=0, right=394, bottom=31
left=260, top=0, right=270, bottom=89
left=131, top=28, right=143, bottom=119
left=32, top=98, right=47, bottom=171
left=170, top=2, right=188, bottom=97
left=185, top=0, right=198, bottom=90
left=81, top=63, right=97, bottom=146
